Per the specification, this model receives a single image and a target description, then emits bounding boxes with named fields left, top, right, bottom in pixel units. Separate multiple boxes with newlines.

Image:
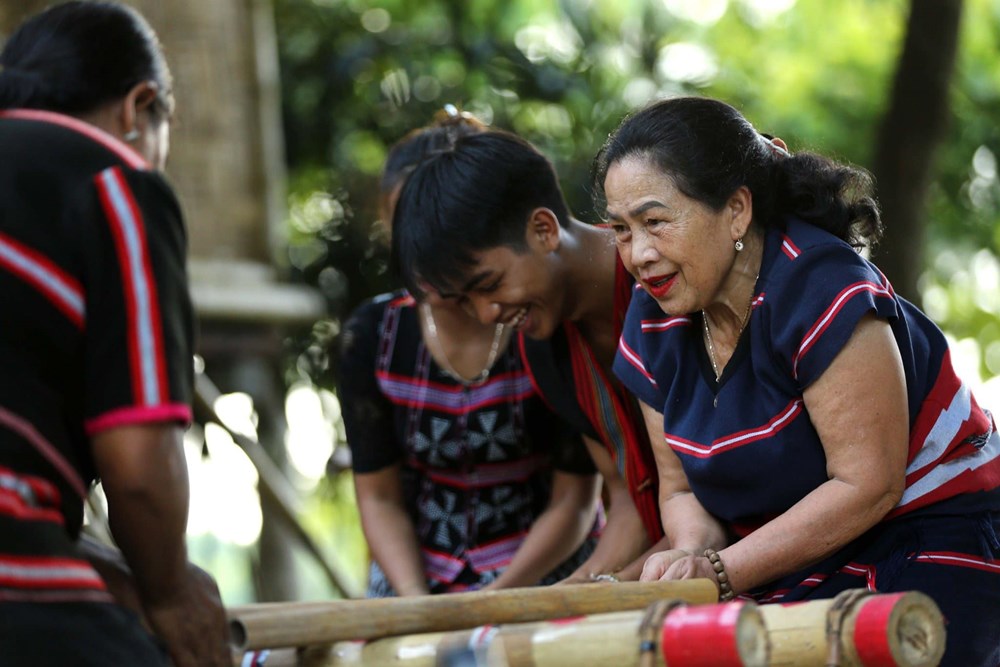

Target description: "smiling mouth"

left=644, top=274, right=676, bottom=297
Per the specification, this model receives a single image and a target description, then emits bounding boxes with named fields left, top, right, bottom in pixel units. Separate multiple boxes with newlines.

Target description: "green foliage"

left=296, top=471, right=369, bottom=598
left=273, top=0, right=1000, bottom=369
left=274, top=0, right=925, bottom=328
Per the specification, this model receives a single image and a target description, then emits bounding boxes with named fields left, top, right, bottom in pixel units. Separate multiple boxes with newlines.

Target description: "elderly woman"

left=599, top=96, right=1000, bottom=666
left=0, top=3, right=228, bottom=665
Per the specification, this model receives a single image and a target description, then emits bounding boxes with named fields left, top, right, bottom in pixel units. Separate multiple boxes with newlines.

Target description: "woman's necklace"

left=421, top=302, right=505, bottom=385
left=702, top=273, right=759, bottom=383
left=702, top=310, right=723, bottom=382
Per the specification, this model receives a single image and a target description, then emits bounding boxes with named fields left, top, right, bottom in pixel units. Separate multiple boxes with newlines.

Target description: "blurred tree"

left=873, top=0, right=964, bottom=303
left=269, top=0, right=1000, bottom=386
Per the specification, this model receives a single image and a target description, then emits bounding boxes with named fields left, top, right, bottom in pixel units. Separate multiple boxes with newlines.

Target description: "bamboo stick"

left=759, top=591, right=945, bottom=667
left=229, top=580, right=719, bottom=651
left=236, top=591, right=946, bottom=667
left=236, top=601, right=768, bottom=667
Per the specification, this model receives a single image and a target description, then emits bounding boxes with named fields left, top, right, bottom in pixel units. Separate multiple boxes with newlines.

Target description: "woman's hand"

left=664, top=554, right=717, bottom=581
left=639, top=549, right=694, bottom=581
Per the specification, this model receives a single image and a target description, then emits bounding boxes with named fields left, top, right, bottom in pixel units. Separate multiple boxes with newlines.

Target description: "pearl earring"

left=123, top=129, right=140, bottom=142
left=735, top=237, right=744, bottom=252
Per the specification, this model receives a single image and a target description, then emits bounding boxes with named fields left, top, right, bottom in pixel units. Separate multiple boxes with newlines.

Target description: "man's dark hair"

left=391, top=130, right=571, bottom=296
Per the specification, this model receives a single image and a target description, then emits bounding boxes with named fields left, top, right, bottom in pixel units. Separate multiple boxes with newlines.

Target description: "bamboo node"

left=637, top=599, right=685, bottom=667
left=825, top=588, right=871, bottom=666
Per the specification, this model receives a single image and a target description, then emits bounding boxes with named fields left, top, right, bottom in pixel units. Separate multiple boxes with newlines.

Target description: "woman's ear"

left=526, top=207, right=562, bottom=253
left=728, top=186, right=754, bottom=241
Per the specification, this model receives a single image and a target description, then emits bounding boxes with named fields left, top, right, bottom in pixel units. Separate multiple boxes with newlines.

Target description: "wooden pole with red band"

left=229, top=580, right=719, bottom=651
left=661, top=601, right=765, bottom=667
left=758, top=590, right=945, bottom=667
left=233, top=600, right=768, bottom=667
left=234, top=591, right=945, bottom=667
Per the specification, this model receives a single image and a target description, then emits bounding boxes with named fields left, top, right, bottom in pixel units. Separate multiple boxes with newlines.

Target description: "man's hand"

left=144, top=564, right=231, bottom=667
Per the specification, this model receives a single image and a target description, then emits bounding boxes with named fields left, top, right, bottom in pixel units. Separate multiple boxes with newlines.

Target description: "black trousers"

left=0, top=600, right=168, bottom=666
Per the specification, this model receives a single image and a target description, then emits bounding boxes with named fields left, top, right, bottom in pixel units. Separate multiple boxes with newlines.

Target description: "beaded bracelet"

left=703, top=549, right=735, bottom=602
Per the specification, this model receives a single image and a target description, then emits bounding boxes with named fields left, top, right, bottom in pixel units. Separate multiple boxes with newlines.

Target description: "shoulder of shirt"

left=780, top=217, right=862, bottom=251
left=768, top=217, right=868, bottom=273
left=0, top=109, right=151, bottom=174
left=348, top=290, right=410, bottom=323
left=760, top=218, right=884, bottom=316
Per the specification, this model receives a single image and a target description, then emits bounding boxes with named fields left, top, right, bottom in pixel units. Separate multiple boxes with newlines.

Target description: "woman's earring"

left=735, top=237, right=744, bottom=252
left=123, top=129, right=140, bottom=142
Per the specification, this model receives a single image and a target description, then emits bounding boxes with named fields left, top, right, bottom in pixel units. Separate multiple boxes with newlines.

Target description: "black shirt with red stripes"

left=0, top=109, right=194, bottom=602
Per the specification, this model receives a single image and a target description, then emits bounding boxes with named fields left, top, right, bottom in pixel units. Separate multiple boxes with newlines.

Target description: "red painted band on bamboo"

left=661, top=601, right=745, bottom=666
left=852, top=593, right=902, bottom=666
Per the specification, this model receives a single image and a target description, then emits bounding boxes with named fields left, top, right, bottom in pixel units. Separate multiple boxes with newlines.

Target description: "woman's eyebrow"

left=607, top=200, right=669, bottom=221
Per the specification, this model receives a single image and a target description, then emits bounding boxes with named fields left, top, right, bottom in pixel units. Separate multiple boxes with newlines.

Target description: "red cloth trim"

left=94, top=167, right=171, bottom=408
left=0, top=405, right=86, bottom=498
left=84, top=403, right=192, bottom=436
left=0, top=231, right=85, bottom=329
left=0, top=109, right=148, bottom=170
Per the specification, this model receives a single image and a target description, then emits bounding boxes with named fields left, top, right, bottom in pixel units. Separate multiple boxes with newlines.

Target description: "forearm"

left=615, top=536, right=673, bottom=581
left=660, top=491, right=727, bottom=554
left=721, top=477, right=897, bottom=594
left=91, top=425, right=229, bottom=667
left=642, top=400, right=726, bottom=559
left=637, top=492, right=728, bottom=582
left=567, top=487, right=649, bottom=579
left=99, top=437, right=191, bottom=606
left=489, top=475, right=600, bottom=589
left=358, top=497, right=429, bottom=596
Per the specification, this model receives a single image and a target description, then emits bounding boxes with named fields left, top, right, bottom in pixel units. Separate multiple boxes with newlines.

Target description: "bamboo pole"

left=236, top=601, right=768, bottom=667
left=229, top=580, right=719, bottom=651
left=759, top=591, right=945, bottom=667
left=235, top=591, right=946, bottom=667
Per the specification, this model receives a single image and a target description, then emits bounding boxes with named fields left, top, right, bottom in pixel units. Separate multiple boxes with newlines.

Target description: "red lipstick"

left=643, top=273, right=676, bottom=299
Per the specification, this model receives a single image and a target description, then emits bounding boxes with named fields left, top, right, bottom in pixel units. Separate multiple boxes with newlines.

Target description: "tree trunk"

left=872, top=0, right=963, bottom=304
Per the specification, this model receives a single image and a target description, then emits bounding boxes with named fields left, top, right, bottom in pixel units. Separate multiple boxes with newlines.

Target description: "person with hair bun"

left=0, top=3, right=228, bottom=665
left=598, top=96, right=1000, bottom=666
left=339, top=109, right=603, bottom=597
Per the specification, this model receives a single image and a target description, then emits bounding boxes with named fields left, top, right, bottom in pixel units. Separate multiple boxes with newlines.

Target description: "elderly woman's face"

left=604, top=155, right=741, bottom=315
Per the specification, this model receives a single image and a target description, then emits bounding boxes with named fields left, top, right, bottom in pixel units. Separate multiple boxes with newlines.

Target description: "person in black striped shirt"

left=0, top=3, right=228, bottom=665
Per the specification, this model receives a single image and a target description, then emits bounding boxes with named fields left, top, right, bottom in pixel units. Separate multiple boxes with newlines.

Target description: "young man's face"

left=439, top=229, right=567, bottom=341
